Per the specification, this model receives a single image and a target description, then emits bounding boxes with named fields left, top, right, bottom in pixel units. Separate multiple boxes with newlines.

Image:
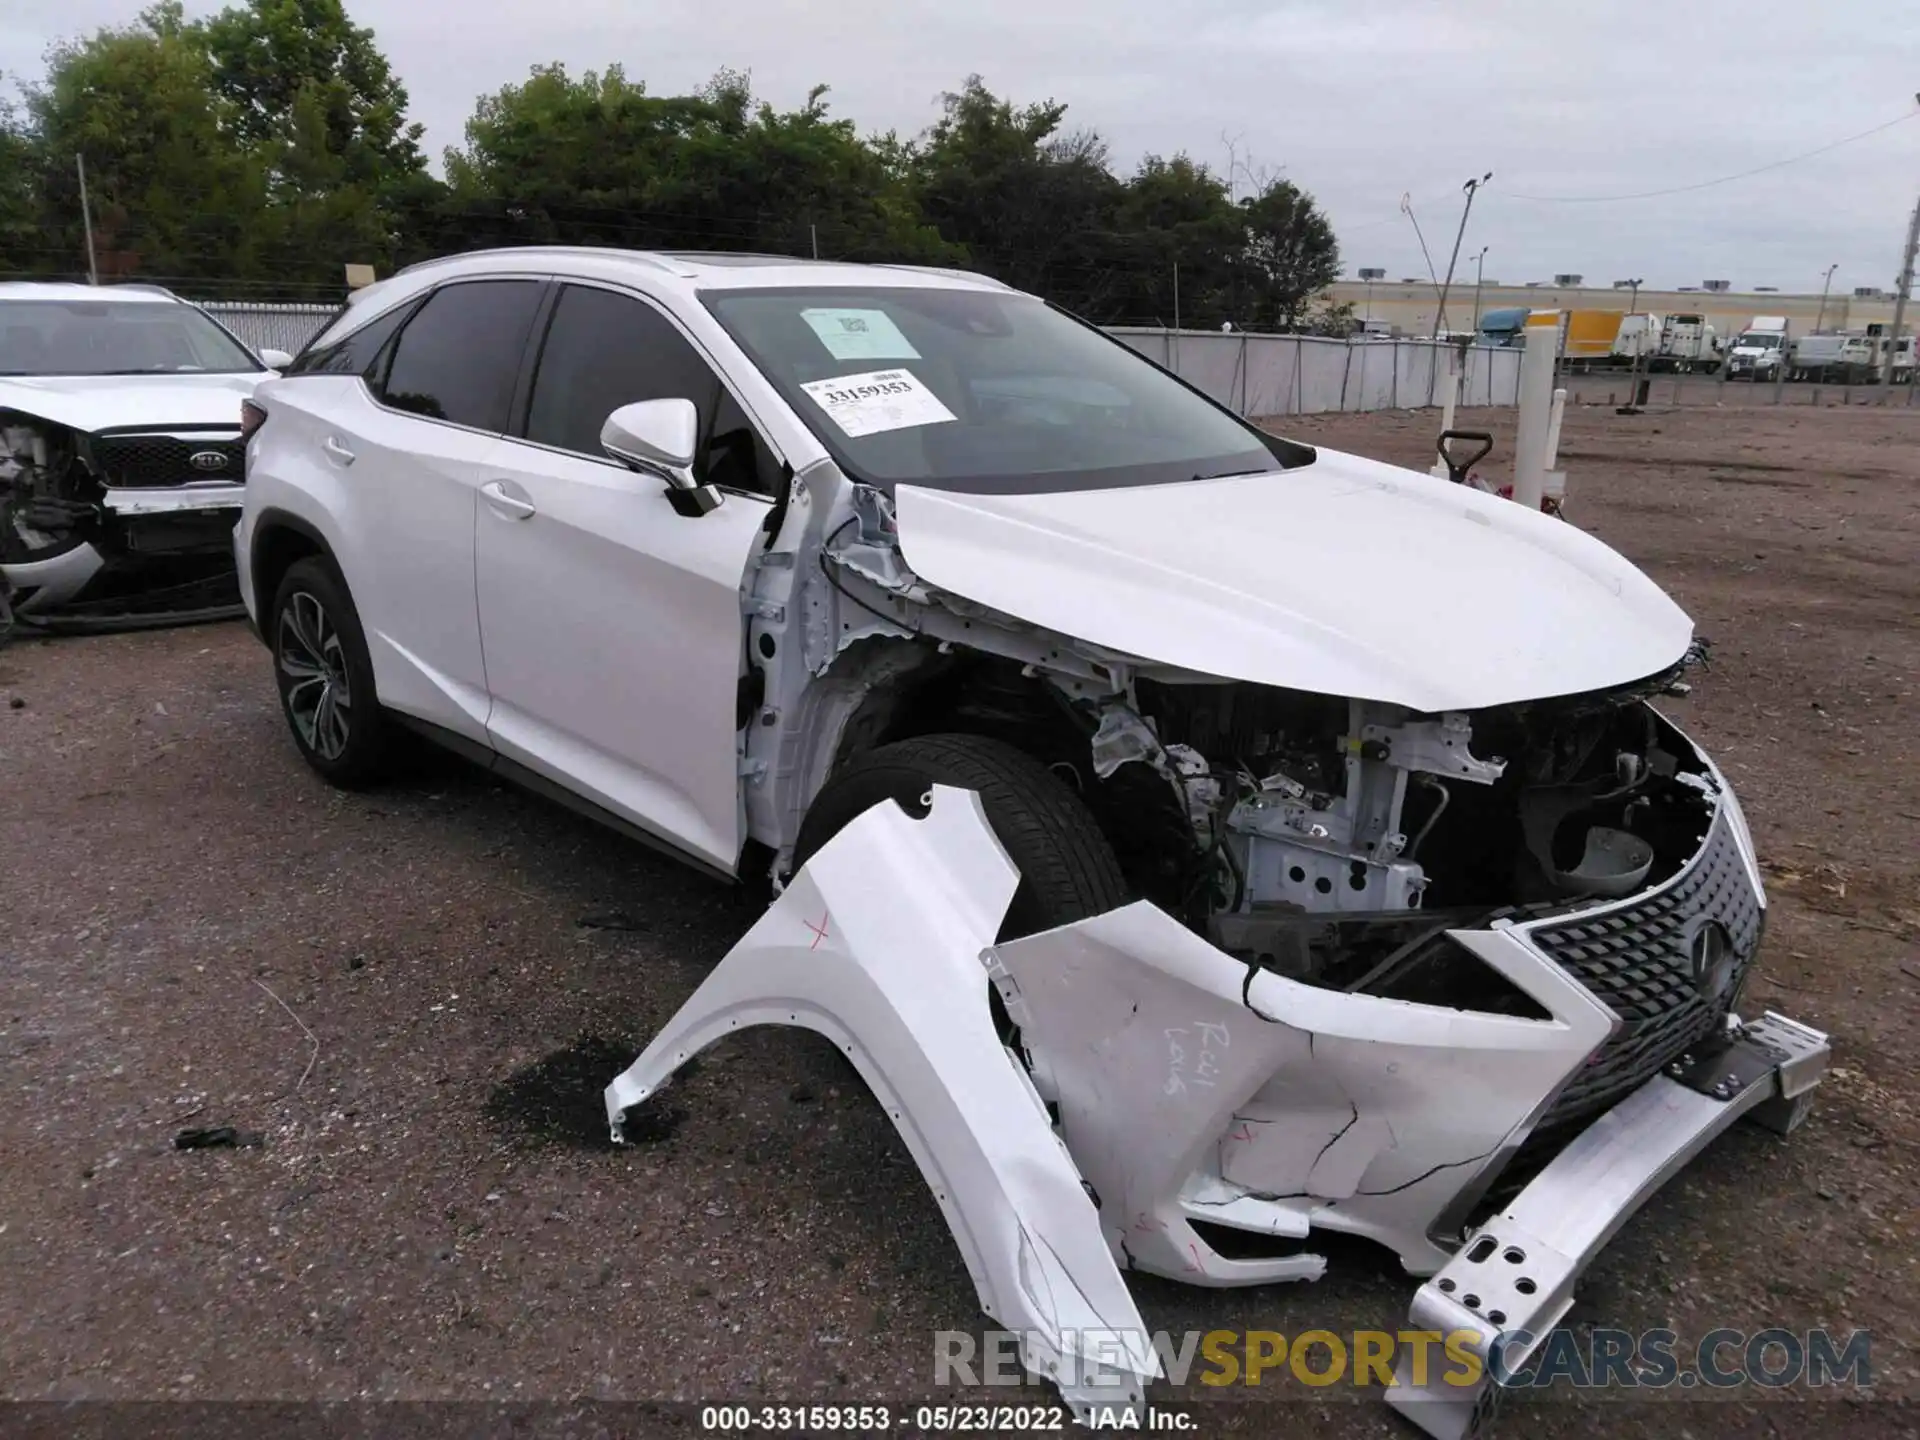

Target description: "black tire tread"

left=795, top=732, right=1129, bottom=936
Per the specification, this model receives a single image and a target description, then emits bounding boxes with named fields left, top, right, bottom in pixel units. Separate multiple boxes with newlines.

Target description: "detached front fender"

left=605, top=786, right=1158, bottom=1414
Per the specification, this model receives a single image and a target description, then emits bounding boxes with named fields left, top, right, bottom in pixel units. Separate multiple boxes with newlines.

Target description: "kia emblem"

left=189, top=449, right=229, bottom=473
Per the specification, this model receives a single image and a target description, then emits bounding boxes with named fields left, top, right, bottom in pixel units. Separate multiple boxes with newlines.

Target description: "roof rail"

left=389, top=245, right=697, bottom=281
left=876, top=264, right=1015, bottom=291
left=100, top=281, right=181, bottom=298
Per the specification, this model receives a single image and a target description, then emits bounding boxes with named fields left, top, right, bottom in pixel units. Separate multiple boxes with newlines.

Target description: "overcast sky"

left=6, top=0, right=1918, bottom=292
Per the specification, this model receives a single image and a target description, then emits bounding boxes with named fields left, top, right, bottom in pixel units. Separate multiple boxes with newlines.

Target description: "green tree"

left=1106, top=154, right=1243, bottom=327
left=911, top=77, right=1125, bottom=313
left=203, top=0, right=425, bottom=191
left=0, top=101, right=43, bottom=273
left=1237, top=178, right=1341, bottom=331
left=440, top=64, right=951, bottom=264
left=22, top=3, right=268, bottom=282
left=203, top=0, right=432, bottom=280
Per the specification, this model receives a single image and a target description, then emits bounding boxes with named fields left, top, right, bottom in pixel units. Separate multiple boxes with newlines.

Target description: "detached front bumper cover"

left=605, top=786, right=1829, bottom=1435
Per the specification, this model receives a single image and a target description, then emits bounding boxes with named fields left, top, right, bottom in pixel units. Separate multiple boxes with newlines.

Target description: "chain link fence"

left=199, top=301, right=338, bottom=357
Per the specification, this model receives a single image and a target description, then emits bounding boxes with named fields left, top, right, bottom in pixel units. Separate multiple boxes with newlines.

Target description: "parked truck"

left=1477, top=307, right=1656, bottom=374
left=1787, top=331, right=1907, bottom=384
left=1724, top=316, right=1790, bottom=382
left=1649, top=313, right=1720, bottom=374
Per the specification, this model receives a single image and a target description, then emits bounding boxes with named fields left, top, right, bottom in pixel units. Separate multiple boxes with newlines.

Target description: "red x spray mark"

left=804, top=911, right=832, bottom=951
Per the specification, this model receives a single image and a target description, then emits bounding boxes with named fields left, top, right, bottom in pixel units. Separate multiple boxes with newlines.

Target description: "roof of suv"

left=0, top=281, right=182, bottom=305
left=366, top=246, right=1013, bottom=308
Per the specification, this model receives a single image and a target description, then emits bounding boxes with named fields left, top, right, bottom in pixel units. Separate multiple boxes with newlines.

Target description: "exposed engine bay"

left=1, top=412, right=245, bottom=627
left=1081, top=653, right=1714, bottom=1007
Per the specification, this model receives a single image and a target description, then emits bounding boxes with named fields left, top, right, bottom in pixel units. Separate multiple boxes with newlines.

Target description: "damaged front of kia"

left=592, top=269, right=1829, bottom=1439
left=1, top=282, right=288, bottom=630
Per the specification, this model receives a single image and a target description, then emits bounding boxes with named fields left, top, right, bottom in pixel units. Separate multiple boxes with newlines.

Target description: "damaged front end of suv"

left=608, top=436, right=1827, bottom=1434
left=1, top=410, right=250, bottom=627
left=0, top=285, right=279, bottom=631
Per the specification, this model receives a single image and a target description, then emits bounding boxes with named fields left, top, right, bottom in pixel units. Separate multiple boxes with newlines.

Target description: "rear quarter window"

left=283, top=299, right=417, bottom=379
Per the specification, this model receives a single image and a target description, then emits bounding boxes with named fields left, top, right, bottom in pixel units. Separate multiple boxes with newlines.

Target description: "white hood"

left=892, top=448, right=1694, bottom=713
left=0, top=372, right=265, bottom=433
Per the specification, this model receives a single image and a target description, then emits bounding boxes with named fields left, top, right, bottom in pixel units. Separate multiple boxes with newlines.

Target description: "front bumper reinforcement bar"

left=1385, top=1010, right=1830, bottom=1439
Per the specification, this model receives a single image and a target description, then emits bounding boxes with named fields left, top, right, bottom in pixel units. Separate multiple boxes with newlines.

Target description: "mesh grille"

left=1525, top=807, right=1763, bottom=1128
left=91, top=435, right=244, bottom=489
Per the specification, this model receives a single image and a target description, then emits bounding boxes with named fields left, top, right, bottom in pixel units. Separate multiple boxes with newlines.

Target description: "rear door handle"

left=481, top=480, right=537, bottom=520
left=322, top=435, right=355, bottom=466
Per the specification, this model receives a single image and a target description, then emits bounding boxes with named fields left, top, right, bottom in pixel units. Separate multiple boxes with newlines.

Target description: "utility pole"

left=1400, top=193, right=1440, bottom=329
left=1432, top=172, right=1493, bottom=340
left=1618, top=278, right=1647, bottom=413
left=1879, top=197, right=1920, bottom=403
left=1814, top=263, right=1838, bottom=331
left=1470, top=246, right=1491, bottom=334
left=77, top=153, right=99, bottom=285
left=810, top=223, right=819, bottom=260
left=1172, top=263, right=1181, bottom=332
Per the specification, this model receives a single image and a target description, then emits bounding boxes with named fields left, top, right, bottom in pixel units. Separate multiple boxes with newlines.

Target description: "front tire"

left=792, top=733, right=1129, bottom=941
left=270, top=556, right=393, bottom=786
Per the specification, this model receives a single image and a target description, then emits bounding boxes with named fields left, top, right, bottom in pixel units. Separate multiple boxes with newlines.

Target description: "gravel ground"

left=1, top=399, right=1914, bottom=1438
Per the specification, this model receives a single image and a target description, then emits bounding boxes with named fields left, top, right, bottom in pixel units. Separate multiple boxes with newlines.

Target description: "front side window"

left=380, top=280, right=544, bottom=431
left=702, top=286, right=1298, bottom=496
left=521, top=284, right=781, bottom=496
left=0, top=299, right=261, bottom=376
left=525, top=285, right=721, bottom=457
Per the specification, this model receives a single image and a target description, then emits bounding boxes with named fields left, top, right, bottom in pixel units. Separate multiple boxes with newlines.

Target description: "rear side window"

left=284, top=300, right=415, bottom=378
left=525, top=285, right=721, bottom=458
left=380, top=280, right=544, bottom=431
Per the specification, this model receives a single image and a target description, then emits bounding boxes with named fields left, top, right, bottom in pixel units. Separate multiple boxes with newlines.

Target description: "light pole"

left=1432, top=172, right=1493, bottom=340
left=1814, top=263, right=1838, bottom=332
left=1470, top=246, right=1490, bottom=334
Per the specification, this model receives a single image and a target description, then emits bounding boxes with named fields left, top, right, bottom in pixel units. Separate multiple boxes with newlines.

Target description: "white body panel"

left=249, top=377, right=494, bottom=742
left=605, top=787, right=1160, bottom=1416
left=891, top=457, right=1693, bottom=713
left=0, top=372, right=265, bottom=432
left=994, top=902, right=1613, bottom=1283
left=475, top=444, right=770, bottom=871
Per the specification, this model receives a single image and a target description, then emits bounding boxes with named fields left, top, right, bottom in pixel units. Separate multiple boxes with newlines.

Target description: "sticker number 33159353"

left=798, top=368, right=957, bottom=438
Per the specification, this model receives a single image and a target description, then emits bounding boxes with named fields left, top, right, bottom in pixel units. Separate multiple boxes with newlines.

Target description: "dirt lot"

left=1, top=399, right=1915, bottom=1438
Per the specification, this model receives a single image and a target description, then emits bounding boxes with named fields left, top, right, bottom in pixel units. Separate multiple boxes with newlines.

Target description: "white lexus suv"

left=238, top=247, right=1825, bottom=1434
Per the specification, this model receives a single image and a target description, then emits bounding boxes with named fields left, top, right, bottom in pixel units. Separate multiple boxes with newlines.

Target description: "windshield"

left=1736, top=333, right=1782, bottom=350
left=702, top=286, right=1295, bottom=495
left=0, top=299, right=261, bottom=376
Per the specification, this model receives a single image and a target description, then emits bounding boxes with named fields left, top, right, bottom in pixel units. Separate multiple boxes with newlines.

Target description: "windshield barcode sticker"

left=801, top=307, right=921, bottom=361
left=798, top=368, right=957, bottom=438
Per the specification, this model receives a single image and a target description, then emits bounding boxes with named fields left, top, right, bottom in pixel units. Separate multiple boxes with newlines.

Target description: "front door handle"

left=322, top=435, right=356, bottom=466
left=481, top=480, right=537, bottom=520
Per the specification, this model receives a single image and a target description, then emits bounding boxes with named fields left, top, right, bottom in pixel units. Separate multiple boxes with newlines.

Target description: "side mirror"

left=259, top=348, right=294, bottom=371
left=600, top=398, right=721, bottom=515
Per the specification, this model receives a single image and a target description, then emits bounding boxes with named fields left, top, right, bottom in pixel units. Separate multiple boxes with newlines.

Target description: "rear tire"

left=269, top=555, right=393, bottom=787
left=792, top=733, right=1129, bottom=941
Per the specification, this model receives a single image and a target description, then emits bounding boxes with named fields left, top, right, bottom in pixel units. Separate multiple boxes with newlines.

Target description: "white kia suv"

left=1, top=281, right=291, bottom=623
left=237, top=247, right=1823, bottom=1434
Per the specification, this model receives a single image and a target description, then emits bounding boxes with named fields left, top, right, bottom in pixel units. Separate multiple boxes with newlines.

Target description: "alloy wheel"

left=277, top=590, right=352, bottom=761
